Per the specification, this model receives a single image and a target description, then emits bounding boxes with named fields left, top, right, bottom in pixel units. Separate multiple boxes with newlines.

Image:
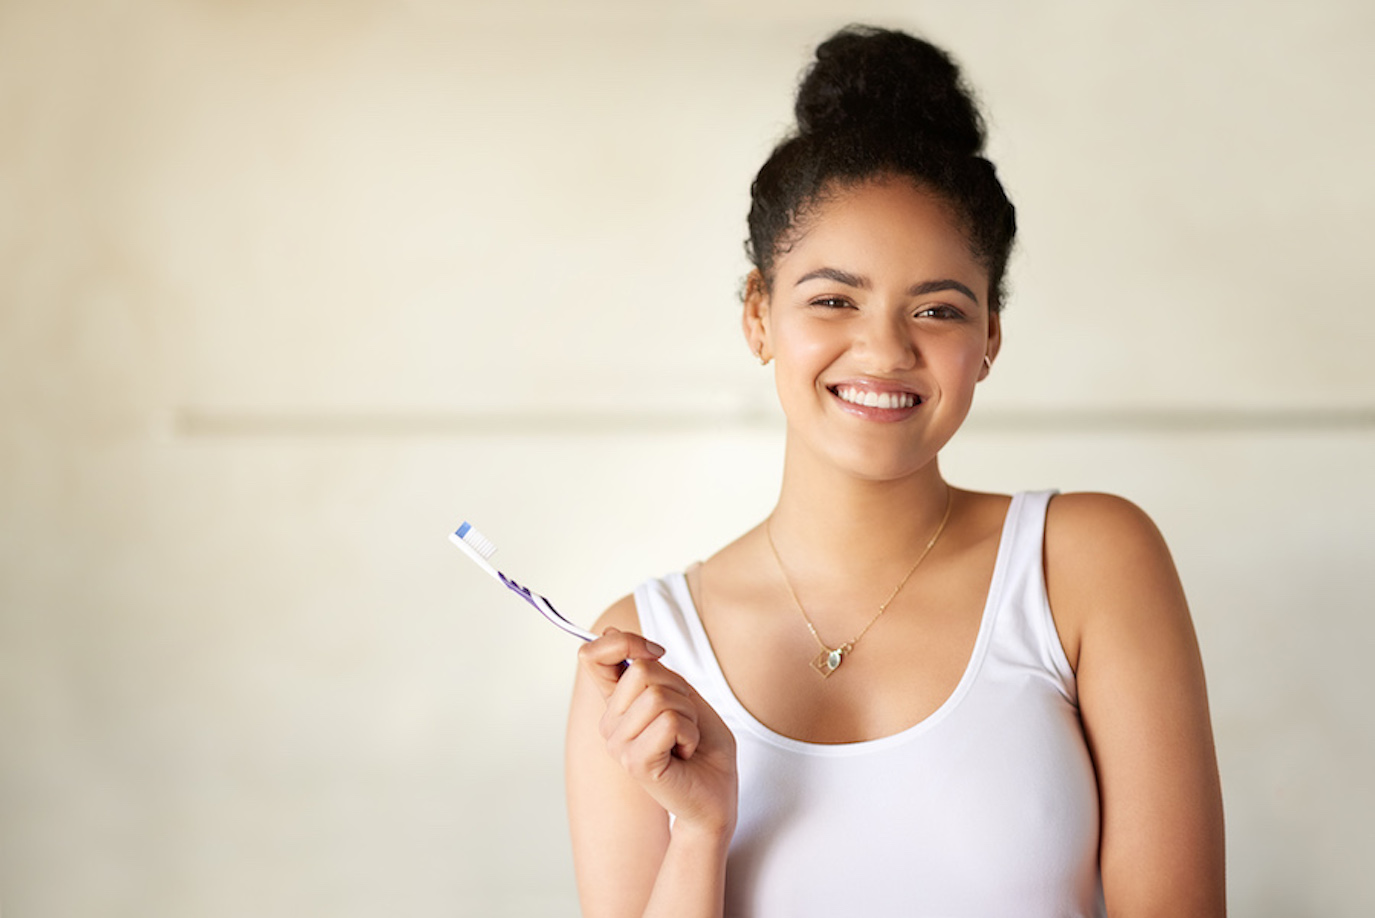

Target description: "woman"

left=565, top=25, right=1225, bottom=918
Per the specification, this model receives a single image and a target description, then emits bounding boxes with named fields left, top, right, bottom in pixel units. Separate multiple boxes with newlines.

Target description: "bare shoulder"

left=1046, top=490, right=1166, bottom=546
left=1045, top=491, right=1176, bottom=583
left=1043, top=492, right=1185, bottom=670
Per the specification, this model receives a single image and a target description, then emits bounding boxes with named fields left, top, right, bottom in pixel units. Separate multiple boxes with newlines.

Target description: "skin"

left=566, top=175, right=1225, bottom=917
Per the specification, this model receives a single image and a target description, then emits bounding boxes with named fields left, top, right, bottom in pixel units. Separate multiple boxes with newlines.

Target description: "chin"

left=827, top=442, right=942, bottom=484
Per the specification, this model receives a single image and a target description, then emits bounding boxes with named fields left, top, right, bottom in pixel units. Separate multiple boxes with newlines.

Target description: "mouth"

left=825, top=382, right=924, bottom=421
left=829, top=384, right=922, bottom=410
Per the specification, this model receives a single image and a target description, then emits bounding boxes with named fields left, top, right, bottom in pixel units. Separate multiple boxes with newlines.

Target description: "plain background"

left=2, top=0, right=1373, bottom=915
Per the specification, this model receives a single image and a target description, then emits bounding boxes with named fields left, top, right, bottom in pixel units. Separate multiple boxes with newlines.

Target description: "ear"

left=741, top=270, right=772, bottom=362
left=978, top=310, right=1002, bottom=381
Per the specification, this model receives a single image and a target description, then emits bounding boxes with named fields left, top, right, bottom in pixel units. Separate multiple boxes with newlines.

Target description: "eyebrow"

left=794, top=267, right=980, bottom=305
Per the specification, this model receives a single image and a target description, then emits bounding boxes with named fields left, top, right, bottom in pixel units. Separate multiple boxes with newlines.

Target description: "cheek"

left=936, top=327, right=989, bottom=371
left=954, top=346, right=984, bottom=378
left=772, top=319, right=842, bottom=372
left=923, top=334, right=989, bottom=396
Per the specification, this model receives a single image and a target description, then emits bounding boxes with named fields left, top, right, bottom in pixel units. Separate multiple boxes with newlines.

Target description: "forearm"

left=640, top=821, right=733, bottom=918
left=570, top=621, right=740, bottom=918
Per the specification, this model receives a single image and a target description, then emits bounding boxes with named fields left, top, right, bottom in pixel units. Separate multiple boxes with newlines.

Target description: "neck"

left=767, top=439, right=953, bottom=581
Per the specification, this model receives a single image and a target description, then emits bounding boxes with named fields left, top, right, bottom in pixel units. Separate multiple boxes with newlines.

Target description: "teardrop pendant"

left=811, top=647, right=844, bottom=677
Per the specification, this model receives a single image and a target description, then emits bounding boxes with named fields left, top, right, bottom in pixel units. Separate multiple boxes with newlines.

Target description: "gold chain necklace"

left=765, top=488, right=953, bottom=678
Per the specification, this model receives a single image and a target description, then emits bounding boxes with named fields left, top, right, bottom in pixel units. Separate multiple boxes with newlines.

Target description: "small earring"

left=755, top=348, right=770, bottom=366
left=982, top=354, right=992, bottom=373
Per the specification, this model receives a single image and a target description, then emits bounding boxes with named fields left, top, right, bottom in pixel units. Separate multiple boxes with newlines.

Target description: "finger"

left=602, top=678, right=698, bottom=748
left=640, top=708, right=703, bottom=779
left=611, top=707, right=703, bottom=784
left=607, top=676, right=705, bottom=765
left=581, top=627, right=666, bottom=666
left=603, top=657, right=691, bottom=722
left=603, top=627, right=667, bottom=661
left=577, top=627, right=665, bottom=698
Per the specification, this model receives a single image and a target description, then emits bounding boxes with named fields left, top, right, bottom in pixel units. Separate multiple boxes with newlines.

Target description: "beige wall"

left=3, top=1, right=1373, bottom=915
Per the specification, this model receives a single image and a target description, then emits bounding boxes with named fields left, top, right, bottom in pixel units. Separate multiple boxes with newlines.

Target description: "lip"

left=825, top=378, right=925, bottom=422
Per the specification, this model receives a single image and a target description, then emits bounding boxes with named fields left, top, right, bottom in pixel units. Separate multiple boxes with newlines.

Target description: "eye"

left=810, top=296, right=855, bottom=310
left=914, top=303, right=966, bottom=320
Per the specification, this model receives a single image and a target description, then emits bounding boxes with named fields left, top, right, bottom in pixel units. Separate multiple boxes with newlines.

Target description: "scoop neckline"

left=670, top=492, right=1023, bottom=757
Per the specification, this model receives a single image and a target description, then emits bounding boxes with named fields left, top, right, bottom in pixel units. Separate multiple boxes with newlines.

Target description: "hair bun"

left=795, top=25, right=986, bottom=158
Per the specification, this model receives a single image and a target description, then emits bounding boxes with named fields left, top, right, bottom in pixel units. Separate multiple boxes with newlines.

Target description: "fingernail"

left=646, top=640, right=666, bottom=657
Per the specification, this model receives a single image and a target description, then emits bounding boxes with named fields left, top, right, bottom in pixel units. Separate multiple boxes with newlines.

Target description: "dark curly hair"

left=746, top=25, right=1017, bottom=312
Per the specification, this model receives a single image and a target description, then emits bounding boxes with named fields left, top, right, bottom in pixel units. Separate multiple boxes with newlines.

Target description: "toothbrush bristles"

left=456, top=522, right=497, bottom=559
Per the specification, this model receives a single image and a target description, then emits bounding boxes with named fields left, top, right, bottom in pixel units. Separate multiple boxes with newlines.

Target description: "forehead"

left=777, top=177, right=987, bottom=290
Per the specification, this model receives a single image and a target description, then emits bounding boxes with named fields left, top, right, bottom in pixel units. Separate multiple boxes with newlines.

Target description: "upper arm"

left=565, top=595, right=671, bottom=918
left=1045, top=493, right=1226, bottom=917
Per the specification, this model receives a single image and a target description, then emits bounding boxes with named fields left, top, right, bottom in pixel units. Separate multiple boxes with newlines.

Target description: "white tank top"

left=634, top=491, right=1104, bottom=917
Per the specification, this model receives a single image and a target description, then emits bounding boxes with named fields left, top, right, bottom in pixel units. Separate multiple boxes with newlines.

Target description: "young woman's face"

left=745, top=176, right=999, bottom=482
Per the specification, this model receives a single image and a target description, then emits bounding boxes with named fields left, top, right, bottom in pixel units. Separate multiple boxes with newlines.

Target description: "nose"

left=856, top=311, right=919, bottom=371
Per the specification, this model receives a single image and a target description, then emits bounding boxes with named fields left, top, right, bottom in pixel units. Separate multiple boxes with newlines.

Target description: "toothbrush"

left=450, top=522, right=597, bottom=642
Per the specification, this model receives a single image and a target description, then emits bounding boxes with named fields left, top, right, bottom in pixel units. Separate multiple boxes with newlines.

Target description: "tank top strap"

left=989, top=489, right=1078, bottom=705
left=633, top=571, right=723, bottom=697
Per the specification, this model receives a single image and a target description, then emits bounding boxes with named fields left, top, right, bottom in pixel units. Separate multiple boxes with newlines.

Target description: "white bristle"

left=461, top=525, right=497, bottom=559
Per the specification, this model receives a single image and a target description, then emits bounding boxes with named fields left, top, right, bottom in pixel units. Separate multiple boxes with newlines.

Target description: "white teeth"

left=835, top=386, right=917, bottom=409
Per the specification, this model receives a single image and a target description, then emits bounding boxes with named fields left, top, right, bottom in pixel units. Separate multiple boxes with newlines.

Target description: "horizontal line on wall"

left=172, top=406, right=1375, bottom=437
left=968, top=407, right=1375, bottom=433
left=172, top=408, right=779, bottom=437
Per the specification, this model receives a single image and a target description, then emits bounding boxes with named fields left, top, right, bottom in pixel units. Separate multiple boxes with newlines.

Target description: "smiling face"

left=744, top=175, right=1000, bottom=483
